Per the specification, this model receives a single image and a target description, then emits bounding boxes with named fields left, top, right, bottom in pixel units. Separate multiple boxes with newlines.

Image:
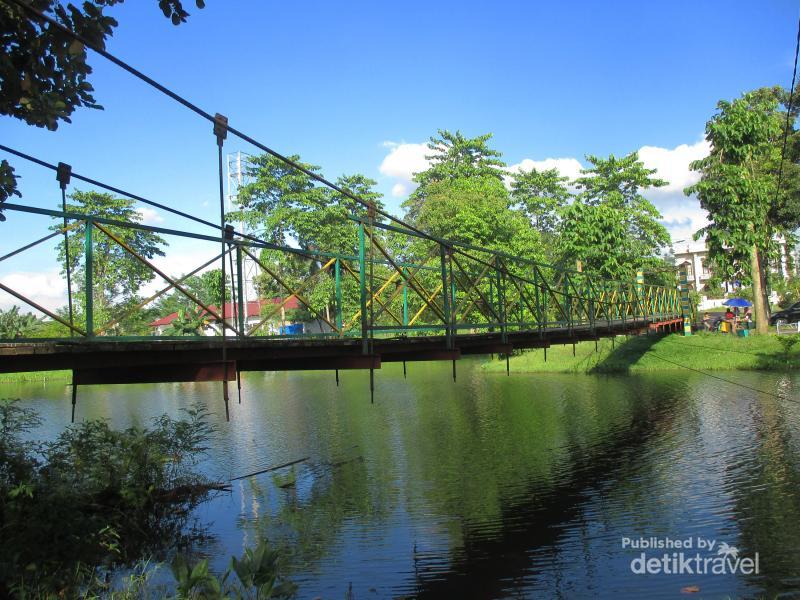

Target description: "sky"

left=1, top=0, right=798, bottom=311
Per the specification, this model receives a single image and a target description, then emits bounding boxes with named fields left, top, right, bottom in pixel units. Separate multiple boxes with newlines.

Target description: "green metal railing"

left=0, top=201, right=683, bottom=348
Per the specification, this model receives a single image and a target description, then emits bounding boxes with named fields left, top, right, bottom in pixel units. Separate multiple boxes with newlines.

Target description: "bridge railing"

left=0, top=201, right=683, bottom=345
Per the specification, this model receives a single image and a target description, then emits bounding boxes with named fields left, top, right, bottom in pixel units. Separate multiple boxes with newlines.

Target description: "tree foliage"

left=0, top=0, right=205, bottom=204
left=414, top=175, right=541, bottom=260
left=403, top=130, right=506, bottom=222
left=0, top=306, right=38, bottom=339
left=54, top=190, right=166, bottom=320
left=558, top=152, right=670, bottom=280
left=510, top=167, right=570, bottom=233
left=685, top=87, right=794, bottom=331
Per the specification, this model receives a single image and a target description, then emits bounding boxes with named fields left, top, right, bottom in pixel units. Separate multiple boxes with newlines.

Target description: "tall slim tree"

left=685, top=87, right=793, bottom=333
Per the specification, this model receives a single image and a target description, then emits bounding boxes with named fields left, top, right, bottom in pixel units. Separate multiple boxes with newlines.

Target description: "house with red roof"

left=149, top=296, right=301, bottom=335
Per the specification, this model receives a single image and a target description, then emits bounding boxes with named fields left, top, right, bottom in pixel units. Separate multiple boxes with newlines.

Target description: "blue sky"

left=1, top=0, right=798, bottom=309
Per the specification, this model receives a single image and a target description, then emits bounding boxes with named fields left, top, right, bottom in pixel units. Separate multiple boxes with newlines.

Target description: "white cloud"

left=378, top=142, right=430, bottom=197
left=377, top=136, right=713, bottom=244
left=638, top=139, right=710, bottom=195
left=635, top=138, right=711, bottom=243
left=506, top=157, right=585, bottom=181
left=0, top=269, right=66, bottom=313
left=137, top=207, right=164, bottom=224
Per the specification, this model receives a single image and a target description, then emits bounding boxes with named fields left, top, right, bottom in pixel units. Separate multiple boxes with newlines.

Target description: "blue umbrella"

left=723, top=297, right=752, bottom=307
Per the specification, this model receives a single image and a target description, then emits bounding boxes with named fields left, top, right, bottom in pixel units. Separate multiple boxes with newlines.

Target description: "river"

left=6, top=359, right=800, bottom=598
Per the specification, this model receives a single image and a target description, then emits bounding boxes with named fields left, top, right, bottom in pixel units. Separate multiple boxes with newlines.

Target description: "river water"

left=7, top=359, right=800, bottom=598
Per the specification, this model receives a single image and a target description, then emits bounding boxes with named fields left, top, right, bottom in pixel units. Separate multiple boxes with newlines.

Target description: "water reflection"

left=8, top=361, right=800, bottom=598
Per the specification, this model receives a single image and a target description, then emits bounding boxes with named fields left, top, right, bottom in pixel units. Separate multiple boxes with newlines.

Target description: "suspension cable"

left=2, top=0, right=680, bottom=310
left=775, top=16, right=800, bottom=205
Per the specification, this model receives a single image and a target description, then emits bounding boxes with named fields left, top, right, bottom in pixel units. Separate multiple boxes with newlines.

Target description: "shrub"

left=0, top=400, right=220, bottom=597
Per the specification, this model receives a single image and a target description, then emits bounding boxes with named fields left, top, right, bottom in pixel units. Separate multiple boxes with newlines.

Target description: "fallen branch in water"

left=230, top=456, right=310, bottom=481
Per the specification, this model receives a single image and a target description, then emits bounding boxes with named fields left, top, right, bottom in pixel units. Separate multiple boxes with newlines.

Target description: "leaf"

left=68, top=39, right=84, bottom=55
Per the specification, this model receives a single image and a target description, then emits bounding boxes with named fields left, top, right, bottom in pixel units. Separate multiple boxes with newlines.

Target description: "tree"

left=55, top=190, right=166, bottom=329
left=0, top=306, right=38, bottom=338
left=0, top=0, right=205, bottom=205
left=558, top=152, right=670, bottom=281
left=414, top=176, right=541, bottom=260
left=510, top=167, right=571, bottom=233
left=685, top=88, right=792, bottom=333
left=230, top=154, right=384, bottom=323
left=165, top=308, right=209, bottom=336
left=403, top=130, right=506, bottom=222
left=154, top=268, right=229, bottom=318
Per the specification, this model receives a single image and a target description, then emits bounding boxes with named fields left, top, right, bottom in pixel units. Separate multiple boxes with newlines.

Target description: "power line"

left=3, top=0, right=436, bottom=244
left=775, top=16, right=800, bottom=205
left=646, top=352, right=798, bottom=404
left=2, top=0, right=679, bottom=300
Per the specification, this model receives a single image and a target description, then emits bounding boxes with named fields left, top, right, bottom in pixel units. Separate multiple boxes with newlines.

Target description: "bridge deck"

left=0, top=318, right=683, bottom=383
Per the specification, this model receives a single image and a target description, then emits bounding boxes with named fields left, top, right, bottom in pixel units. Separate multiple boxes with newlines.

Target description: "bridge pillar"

left=679, top=267, right=692, bottom=336
left=635, top=270, right=644, bottom=322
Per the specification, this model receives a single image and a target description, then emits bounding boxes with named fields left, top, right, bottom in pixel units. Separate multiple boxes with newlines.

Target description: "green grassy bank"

left=483, top=332, right=800, bottom=374
left=0, top=370, right=70, bottom=383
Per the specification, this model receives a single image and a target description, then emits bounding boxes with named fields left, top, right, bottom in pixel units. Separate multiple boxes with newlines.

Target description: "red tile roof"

left=148, top=296, right=301, bottom=327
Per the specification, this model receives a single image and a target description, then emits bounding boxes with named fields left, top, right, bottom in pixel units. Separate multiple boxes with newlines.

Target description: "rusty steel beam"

left=73, top=362, right=236, bottom=385
left=238, top=354, right=380, bottom=371
left=379, top=349, right=460, bottom=363
left=458, top=343, right=513, bottom=356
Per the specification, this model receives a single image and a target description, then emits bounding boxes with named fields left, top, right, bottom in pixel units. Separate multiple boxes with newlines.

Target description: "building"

left=149, top=297, right=302, bottom=336
left=672, top=239, right=713, bottom=292
left=673, top=237, right=796, bottom=292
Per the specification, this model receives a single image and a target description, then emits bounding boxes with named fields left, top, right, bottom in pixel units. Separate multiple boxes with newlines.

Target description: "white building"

left=673, top=237, right=796, bottom=293
left=673, top=239, right=713, bottom=292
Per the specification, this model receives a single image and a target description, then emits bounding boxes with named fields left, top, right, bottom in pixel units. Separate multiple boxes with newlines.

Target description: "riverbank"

left=483, top=332, right=800, bottom=374
left=0, top=370, right=70, bottom=383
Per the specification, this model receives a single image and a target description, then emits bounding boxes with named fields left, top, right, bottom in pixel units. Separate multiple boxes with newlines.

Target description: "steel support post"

left=236, top=243, right=245, bottom=335
left=84, top=218, right=93, bottom=337
left=359, top=221, right=368, bottom=354
left=335, top=258, right=343, bottom=335
left=440, top=245, right=452, bottom=349
left=402, top=267, right=409, bottom=327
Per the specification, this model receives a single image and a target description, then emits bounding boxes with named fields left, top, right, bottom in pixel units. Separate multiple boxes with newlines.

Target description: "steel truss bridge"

left=0, top=0, right=689, bottom=419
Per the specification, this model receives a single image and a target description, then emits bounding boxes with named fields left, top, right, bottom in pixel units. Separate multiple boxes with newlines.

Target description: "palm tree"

left=0, top=306, right=38, bottom=338
left=165, top=308, right=209, bottom=336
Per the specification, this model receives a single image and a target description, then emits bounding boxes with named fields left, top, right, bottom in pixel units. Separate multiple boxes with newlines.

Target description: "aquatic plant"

left=0, top=399, right=224, bottom=597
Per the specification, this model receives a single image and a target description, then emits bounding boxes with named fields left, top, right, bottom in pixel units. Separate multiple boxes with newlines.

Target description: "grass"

left=482, top=332, right=800, bottom=374
left=0, top=370, right=70, bottom=383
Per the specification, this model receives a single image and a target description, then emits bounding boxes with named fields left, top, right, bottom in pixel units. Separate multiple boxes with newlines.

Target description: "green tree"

left=558, top=152, right=670, bottom=281
left=685, top=87, right=792, bottom=333
left=55, top=191, right=166, bottom=329
left=403, top=130, right=506, bottom=222
left=414, top=176, right=541, bottom=259
left=154, top=268, right=229, bottom=318
left=0, top=0, right=205, bottom=205
left=0, top=306, right=38, bottom=338
left=510, top=167, right=571, bottom=233
left=165, top=307, right=209, bottom=336
left=230, top=154, right=384, bottom=324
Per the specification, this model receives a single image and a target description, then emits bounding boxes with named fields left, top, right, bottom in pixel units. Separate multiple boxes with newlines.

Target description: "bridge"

left=0, top=185, right=686, bottom=419
left=0, top=2, right=689, bottom=419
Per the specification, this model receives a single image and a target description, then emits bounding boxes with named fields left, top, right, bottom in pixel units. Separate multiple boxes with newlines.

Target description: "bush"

left=774, top=276, right=800, bottom=308
left=0, top=400, right=220, bottom=597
